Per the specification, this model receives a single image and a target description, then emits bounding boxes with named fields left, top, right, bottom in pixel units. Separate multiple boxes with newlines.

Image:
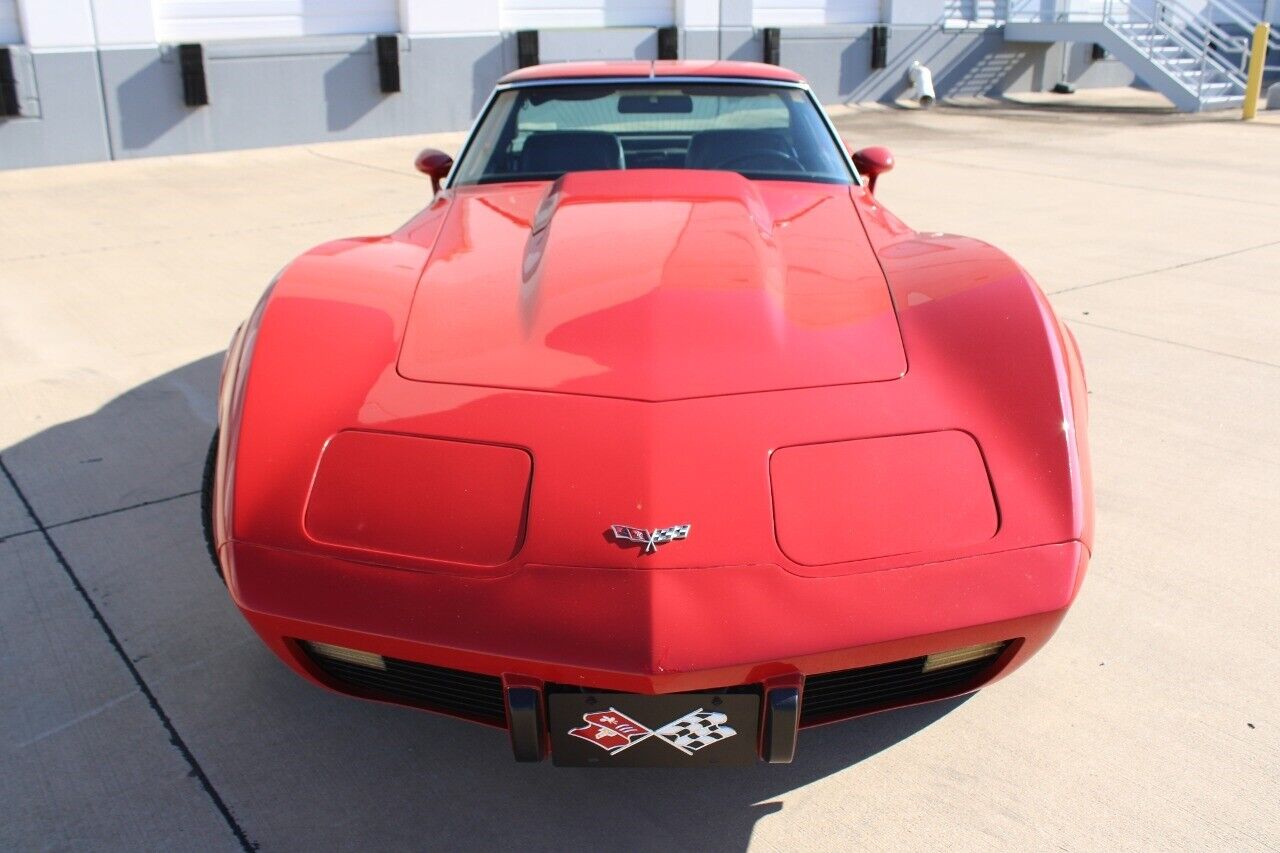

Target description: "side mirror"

left=850, top=145, right=894, bottom=194
left=415, top=148, right=454, bottom=193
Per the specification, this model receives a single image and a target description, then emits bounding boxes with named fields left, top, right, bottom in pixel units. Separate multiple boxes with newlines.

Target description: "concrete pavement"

left=1, top=95, right=1277, bottom=851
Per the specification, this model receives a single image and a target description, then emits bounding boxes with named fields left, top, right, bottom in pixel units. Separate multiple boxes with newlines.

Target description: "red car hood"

left=397, top=170, right=905, bottom=401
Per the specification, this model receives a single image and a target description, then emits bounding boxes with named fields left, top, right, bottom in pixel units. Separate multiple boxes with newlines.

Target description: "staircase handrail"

left=1141, top=0, right=1254, bottom=80
left=1137, top=0, right=1248, bottom=53
left=1200, top=0, right=1280, bottom=52
left=1139, top=0, right=1251, bottom=83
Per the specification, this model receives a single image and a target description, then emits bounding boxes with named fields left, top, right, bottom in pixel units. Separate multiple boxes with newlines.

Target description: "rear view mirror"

left=618, top=94, right=694, bottom=114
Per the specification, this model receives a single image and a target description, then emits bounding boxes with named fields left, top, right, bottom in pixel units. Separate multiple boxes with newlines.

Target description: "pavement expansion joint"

left=0, top=456, right=255, bottom=852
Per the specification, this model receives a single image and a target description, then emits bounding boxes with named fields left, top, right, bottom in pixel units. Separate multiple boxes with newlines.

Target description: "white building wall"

left=0, top=1, right=20, bottom=43
left=753, top=0, right=883, bottom=25
left=153, top=0, right=400, bottom=42
left=14, top=0, right=96, bottom=47
left=94, top=0, right=158, bottom=45
left=13, top=0, right=156, bottom=48
left=400, top=0, right=501, bottom=34
left=6, top=0, right=1040, bottom=47
left=943, top=0, right=1007, bottom=25
left=1, top=0, right=1150, bottom=172
left=499, top=0, right=675, bottom=29
left=677, top=0, right=721, bottom=27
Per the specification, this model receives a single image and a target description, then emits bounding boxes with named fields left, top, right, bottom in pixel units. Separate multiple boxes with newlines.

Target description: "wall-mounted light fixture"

left=871, top=26, right=888, bottom=70
left=658, top=26, right=678, bottom=60
left=0, top=48, right=20, bottom=117
left=762, top=28, right=781, bottom=65
left=376, top=34, right=400, bottom=93
left=178, top=43, right=208, bottom=106
left=517, top=30, right=539, bottom=68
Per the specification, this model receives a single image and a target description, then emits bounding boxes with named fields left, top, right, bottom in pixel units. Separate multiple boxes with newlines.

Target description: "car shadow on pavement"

left=1, top=354, right=969, bottom=851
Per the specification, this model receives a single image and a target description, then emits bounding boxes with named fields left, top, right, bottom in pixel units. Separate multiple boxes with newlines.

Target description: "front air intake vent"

left=302, top=641, right=507, bottom=726
left=800, top=641, right=1012, bottom=725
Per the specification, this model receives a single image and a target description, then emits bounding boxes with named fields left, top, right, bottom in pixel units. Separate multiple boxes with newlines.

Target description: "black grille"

left=302, top=643, right=507, bottom=726
left=800, top=643, right=1010, bottom=726
left=300, top=640, right=1009, bottom=730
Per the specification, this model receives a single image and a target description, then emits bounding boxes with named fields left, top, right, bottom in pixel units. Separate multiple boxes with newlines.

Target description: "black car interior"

left=519, top=131, right=626, bottom=173
left=503, top=128, right=813, bottom=176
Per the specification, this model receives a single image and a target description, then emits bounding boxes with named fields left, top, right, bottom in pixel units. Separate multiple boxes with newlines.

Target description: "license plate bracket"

left=548, top=691, right=760, bottom=767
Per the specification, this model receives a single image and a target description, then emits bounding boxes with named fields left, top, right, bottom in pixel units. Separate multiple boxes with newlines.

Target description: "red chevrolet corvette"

left=204, top=60, right=1092, bottom=766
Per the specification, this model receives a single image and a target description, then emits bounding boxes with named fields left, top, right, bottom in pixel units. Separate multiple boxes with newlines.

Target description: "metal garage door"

left=0, top=0, right=21, bottom=44
left=753, top=0, right=884, bottom=25
left=500, top=0, right=676, bottom=29
left=153, top=0, right=400, bottom=41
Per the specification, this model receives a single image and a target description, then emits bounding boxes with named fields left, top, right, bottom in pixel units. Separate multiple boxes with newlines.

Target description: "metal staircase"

left=1005, top=0, right=1278, bottom=111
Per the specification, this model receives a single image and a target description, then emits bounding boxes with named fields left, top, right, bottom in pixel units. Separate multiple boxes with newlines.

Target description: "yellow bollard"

left=1242, top=22, right=1270, bottom=120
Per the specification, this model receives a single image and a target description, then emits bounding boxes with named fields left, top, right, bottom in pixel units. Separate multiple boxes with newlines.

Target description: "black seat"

left=685, top=129, right=795, bottom=170
left=519, top=131, right=624, bottom=174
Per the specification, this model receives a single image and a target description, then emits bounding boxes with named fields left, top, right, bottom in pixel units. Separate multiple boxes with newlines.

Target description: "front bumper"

left=225, top=539, right=1087, bottom=762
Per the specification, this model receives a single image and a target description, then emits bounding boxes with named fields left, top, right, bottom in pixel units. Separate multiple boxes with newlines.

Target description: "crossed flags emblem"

left=609, top=524, right=691, bottom=554
left=567, top=707, right=737, bottom=756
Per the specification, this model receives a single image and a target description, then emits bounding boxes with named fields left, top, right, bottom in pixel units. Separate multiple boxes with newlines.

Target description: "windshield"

left=450, top=82, right=853, bottom=187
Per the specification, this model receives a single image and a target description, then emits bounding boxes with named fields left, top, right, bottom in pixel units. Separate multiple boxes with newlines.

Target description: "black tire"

left=200, top=428, right=225, bottom=583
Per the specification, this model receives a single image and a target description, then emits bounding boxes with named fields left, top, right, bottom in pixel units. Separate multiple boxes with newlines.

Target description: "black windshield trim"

left=470, top=171, right=850, bottom=187
left=446, top=78, right=860, bottom=190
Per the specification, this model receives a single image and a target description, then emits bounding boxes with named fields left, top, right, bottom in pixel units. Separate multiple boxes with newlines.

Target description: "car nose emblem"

left=610, top=524, right=690, bottom=554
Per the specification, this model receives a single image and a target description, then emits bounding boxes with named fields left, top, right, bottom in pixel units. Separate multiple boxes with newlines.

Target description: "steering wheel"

left=716, top=149, right=804, bottom=173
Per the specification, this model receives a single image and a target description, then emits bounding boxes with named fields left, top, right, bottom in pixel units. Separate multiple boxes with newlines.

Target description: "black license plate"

left=548, top=692, right=760, bottom=767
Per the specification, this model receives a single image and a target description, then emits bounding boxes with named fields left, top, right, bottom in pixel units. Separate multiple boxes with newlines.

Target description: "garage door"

left=0, top=0, right=20, bottom=44
left=753, top=0, right=883, bottom=25
left=153, top=0, right=400, bottom=41
left=500, top=0, right=676, bottom=29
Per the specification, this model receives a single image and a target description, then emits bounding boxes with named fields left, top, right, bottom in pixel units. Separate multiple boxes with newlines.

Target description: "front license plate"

left=548, top=692, right=760, bottom=767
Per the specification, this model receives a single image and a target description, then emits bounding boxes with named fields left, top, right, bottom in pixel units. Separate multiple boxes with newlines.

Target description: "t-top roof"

left=498, top=60, right=808, bottom=86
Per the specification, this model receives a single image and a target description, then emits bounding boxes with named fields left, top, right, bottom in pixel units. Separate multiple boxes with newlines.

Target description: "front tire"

left=200, top=429, right=225, bottom=583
